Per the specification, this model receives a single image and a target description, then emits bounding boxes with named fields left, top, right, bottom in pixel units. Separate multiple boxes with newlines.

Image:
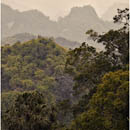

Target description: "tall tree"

left=70, top=70, right=129, bottom=130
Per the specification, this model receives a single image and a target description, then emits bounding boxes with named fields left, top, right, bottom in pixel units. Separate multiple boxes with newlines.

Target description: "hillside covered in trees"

left=2, top=8, right=129, bottom=130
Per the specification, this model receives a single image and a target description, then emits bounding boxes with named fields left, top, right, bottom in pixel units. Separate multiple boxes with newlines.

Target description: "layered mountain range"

left=2, top=3, right=120, bottom=43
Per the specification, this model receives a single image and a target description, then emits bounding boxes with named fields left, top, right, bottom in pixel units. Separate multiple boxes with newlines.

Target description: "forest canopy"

left=2, top=8, right=129, bottom=130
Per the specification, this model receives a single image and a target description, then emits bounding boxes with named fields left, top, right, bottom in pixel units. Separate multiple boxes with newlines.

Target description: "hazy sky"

left=2, top=0, right=129, bottom=20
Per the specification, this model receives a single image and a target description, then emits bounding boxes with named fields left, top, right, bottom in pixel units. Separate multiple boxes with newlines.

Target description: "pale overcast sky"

left=2, top=0, right=129, bottom=20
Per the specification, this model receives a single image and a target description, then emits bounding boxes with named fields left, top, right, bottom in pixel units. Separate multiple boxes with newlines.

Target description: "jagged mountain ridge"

left=2, top=4, right=58, bottom=39
left=2, top=3, right=119, bottom=42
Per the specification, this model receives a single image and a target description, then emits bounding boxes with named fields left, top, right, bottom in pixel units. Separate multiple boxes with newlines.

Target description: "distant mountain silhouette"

left=55, top=37, right=80, bottom=49
left=2, top=4, right=58, bottom=39
left=57, top=5, right=119, bottom=42
left=102, top=3, right=129, bottom=21
left=2, top=3, right=119, bottom=42
left=2, top=33, right=81, bottom=49
left=2, top=33, right=37, bottom=45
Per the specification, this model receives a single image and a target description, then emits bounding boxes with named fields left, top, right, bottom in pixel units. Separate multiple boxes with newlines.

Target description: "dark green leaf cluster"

left=2, top=91, right=58, bottom=130
left=70, top=70, right=129, bottom=130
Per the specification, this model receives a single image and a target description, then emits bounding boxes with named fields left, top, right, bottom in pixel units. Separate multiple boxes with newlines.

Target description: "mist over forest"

left=1, top=2, right=129, bottom=130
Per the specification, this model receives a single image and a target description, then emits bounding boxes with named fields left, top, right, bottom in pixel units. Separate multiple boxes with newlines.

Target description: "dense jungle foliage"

left=2, top=8, right=129, bottom=130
